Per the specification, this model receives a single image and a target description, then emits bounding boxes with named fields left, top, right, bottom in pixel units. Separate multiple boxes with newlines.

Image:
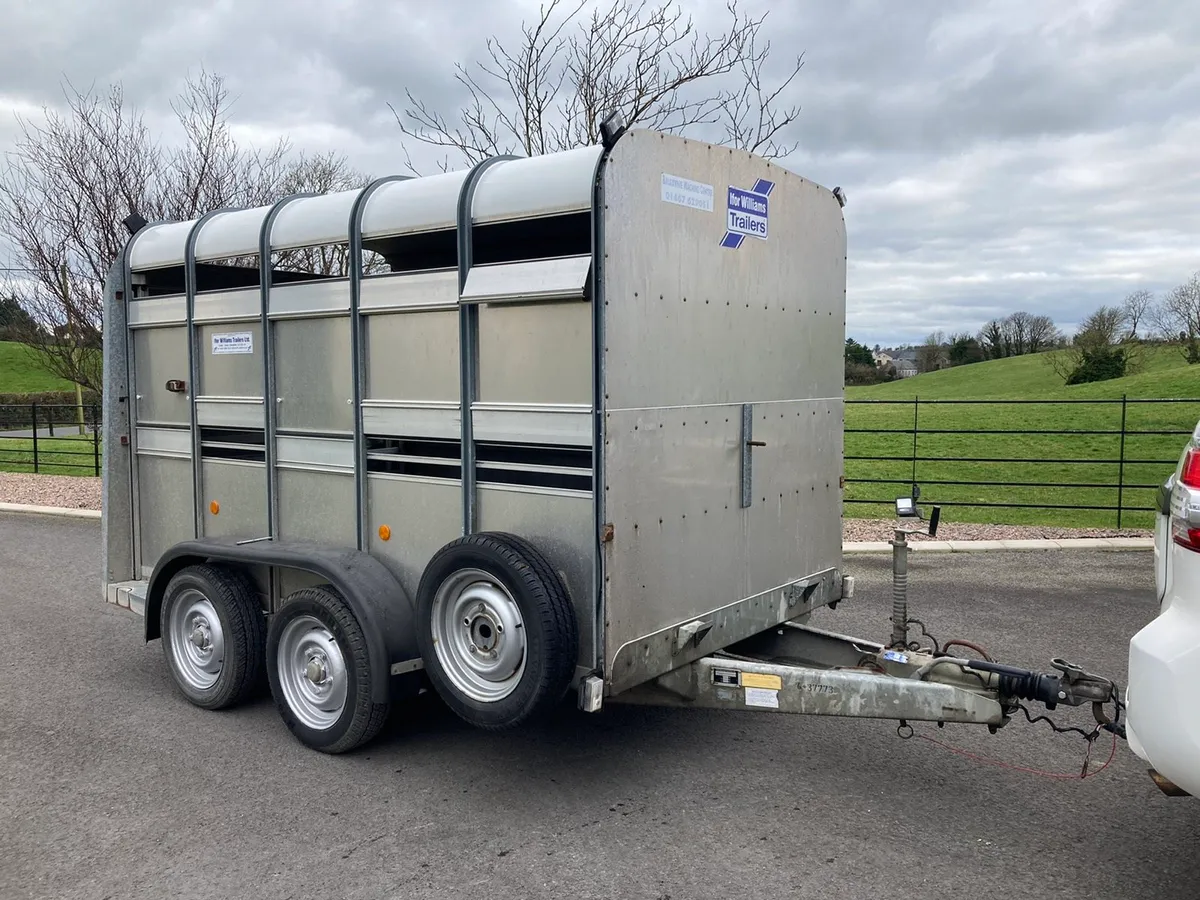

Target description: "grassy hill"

left=0, top=341, right=77, bottom=393
left=848, top=345, right=1196, bottom=400
left=845, top=347, right=1200, bottom=529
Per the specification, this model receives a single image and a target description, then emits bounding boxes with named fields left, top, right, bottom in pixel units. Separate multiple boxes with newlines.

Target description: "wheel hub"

left=189, top=622, right=212, bottom=651
left=305, top=655, right=328, bottom=684
left=466, top=604, right=504, bottom=655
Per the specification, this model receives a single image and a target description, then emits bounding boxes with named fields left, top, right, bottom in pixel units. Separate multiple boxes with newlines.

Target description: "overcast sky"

left=2, top=0, right=1198, bottom=347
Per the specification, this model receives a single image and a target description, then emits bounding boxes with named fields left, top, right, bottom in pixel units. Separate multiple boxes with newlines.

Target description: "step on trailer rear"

left=102, top=122, right=1121, bottom=754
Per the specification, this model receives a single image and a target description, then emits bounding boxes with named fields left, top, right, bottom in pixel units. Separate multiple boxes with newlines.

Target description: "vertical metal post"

left=910, top=395, right=919, bottom=493
left=92, top=405, right=101, bottom=477
left=589, top=145, right=613, bottom=675
left=890, top=528, right=909, bottom=648
left=348, top=177, right=408, bottom=551
left=31, top=402, right=39, bottom=474
left=455, top=155, right=516, bottom=536
left=48, top=404, right=54, bottom=437
left=1116, top=394, right=1128, bottom=529
left=185, top=208, right=234, bottom=539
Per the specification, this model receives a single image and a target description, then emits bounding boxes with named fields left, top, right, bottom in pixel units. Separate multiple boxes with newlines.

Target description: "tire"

left=266, top=586, right=389, bottom=754
left=416, top=532, right=579, bottom=730
left=160, top=563, right=266, bottom=710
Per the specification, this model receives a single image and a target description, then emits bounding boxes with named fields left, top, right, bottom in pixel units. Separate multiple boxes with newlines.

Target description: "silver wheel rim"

left=276, top=615, right=348, bottom=731
left=431, top=568, right=526, bottom=702
left=168, top=589, right=225, bottom=691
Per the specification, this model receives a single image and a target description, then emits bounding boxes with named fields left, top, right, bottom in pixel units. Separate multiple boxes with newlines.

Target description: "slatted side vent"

left=476, top=441, right=593, bottom=493
left=199, top=426, right=266, bottom=463
left=366, top=436, right=463, bottom=481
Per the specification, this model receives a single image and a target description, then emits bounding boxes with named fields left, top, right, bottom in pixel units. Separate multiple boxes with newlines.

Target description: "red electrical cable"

left=916, top=729, right=1119, bottom=781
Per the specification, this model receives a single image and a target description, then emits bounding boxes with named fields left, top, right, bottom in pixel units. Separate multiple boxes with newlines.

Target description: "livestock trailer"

left=102, top=125, right=1117, bottom=754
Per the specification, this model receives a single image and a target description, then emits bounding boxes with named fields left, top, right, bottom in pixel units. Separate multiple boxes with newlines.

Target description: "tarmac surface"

left=1, top=512, right=1196, bottom=900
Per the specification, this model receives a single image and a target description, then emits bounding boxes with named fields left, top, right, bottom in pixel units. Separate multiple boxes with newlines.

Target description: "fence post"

left=910, top=395, right=920, bottom=495
left=92, top=405, right=101, bottom=477
left=1116, top=394, right=1128, bottom=529
left=31, top=402, right=39, bottom=475
left=48, top=403, right=54, bottom=437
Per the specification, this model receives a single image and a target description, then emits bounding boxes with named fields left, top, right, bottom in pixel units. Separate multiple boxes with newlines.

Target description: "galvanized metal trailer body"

left=105, top=126, right=1115, bottom=755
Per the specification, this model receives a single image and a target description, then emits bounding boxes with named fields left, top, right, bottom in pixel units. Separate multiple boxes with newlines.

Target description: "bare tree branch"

left=1121, top=289, right=1153, bottom=340
left=0, top=70, right=372, bottom=393
left=1151, top=272, right=1200, bottom=364
left=392, top=0, right=805, bottom=171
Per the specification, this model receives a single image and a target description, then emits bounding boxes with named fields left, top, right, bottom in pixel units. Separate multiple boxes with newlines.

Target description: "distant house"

left=881, top=347, right=920, bottom=378
left=872, top=350, right=893, bottom=366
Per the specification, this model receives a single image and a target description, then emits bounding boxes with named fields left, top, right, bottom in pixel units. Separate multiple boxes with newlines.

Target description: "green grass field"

left=0, top=434, right=101, bottom=476
left=0, top=341, right=77, bottom=393
left=845, top=347, right=1200, bottom=528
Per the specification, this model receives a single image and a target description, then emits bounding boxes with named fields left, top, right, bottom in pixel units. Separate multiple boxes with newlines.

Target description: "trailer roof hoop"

left=257, top=193, right=318, bottom=540
left=455, top=155, right=520, bottom=536
left=185, top=206, right=242, bottom=540
left=348, top=175, right=412, bottom=550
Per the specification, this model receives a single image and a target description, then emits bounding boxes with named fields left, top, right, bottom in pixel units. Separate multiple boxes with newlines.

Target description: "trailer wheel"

left=416, top=532, right=578, bottom=729
left=160, top=563, right=266, bottom=710
left=266, top=586, right=389, bottom=754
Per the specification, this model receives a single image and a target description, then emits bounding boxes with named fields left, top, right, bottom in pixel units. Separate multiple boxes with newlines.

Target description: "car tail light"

left=1173, top=447, right=1200, bottom=552
left=1181, top=448, right=1200, bottom=489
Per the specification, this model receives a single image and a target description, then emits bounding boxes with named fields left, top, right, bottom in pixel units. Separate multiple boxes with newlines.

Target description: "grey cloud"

left=2, top=0, right=1199, bottom=346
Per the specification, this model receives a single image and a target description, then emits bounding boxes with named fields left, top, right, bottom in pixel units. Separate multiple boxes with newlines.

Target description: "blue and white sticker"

left=721, top=178, right=774, bottom=248
left=211, top=331, right=253, bottom=355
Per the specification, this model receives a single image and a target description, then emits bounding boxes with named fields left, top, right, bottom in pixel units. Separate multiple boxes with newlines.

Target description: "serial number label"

left=799, top=684, right=837, bottom=695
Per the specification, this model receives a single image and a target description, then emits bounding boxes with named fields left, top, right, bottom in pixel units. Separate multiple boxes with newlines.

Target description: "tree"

left=0, top=295, right=41, bottom=342
left=1047, top=304, right=1140, bottom=384
left=1152, top=272, right=1200, bottom=364
left=978, top=319, right=1006, bottom=359
left=844, top=337, right=874, bottom=367
left=916, top=330, right=947, bottom=373
left=978, top=312, right=1059, bottom=359
left=1122, top=289, right=1154, bottom=340
left=391, top=0, right=805, bottom=171
left=947, top=332, right=984, bottom=366
left=0, top=72, right=370, bottom=394
left=1025, top=313, right=1061, bottom=353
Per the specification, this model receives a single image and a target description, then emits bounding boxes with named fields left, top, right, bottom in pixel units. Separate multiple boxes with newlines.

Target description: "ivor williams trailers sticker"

left=721, top=178, right=774, bottom=249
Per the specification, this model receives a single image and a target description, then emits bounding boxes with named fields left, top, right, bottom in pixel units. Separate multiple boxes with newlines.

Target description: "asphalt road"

left=1, top=514, right=1196, bottom=900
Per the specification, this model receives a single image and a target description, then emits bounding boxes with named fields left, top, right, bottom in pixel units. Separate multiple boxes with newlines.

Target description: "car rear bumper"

left=1127, top=598, right=1200, bottom=797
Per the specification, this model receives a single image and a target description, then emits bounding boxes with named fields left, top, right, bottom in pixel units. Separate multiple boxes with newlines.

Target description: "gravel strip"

left=0, top=473, right=101, bottom=510
left=841, top=517, right=1151, bottom=542
left=0, top=473, right=1155, bottom=541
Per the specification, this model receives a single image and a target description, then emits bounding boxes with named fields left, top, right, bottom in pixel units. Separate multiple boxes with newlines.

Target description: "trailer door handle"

left=746, top=440, right=767, bottom=447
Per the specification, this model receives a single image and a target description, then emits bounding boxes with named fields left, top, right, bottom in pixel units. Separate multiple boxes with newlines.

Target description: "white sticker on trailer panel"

left=660, top=173, right=714, bottom=212
left=744, top=687, right=780, bottom=709
left=211, top=331, right=253, bottom=355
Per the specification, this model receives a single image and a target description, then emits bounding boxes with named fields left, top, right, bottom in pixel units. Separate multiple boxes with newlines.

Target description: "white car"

left=1126, top=419, right=1200, bottom=797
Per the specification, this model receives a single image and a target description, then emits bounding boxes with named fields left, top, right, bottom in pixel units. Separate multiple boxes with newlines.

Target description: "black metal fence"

left=0, top=404, right=103, bottom=476
left=844, top=397, right=1200, bottom=528
left=2, top=397, right=1199, bottom=525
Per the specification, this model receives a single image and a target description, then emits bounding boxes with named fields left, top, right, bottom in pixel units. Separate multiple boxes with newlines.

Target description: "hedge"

left=0, top=391, right=102, bottom=430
